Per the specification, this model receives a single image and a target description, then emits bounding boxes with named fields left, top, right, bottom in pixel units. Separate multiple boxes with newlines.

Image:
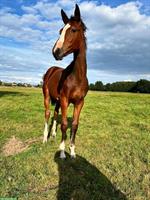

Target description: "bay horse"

left=43, top=4, right=88, bottom=158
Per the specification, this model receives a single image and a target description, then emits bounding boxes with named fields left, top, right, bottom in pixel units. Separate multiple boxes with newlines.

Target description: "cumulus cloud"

left=0, top=44, right=72, bottom=84
left=80, top=1, right=150, bottom=76
left=0, top=0, right=150, bottom=83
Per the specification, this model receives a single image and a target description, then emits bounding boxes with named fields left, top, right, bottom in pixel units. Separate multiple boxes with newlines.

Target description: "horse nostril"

left=55, top=48, right=61, bottom=56
left=53, top=48, right=62, bottom=60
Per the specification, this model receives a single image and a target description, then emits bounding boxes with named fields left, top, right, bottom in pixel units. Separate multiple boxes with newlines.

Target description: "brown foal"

left=43, top=4, right=88, bottom=158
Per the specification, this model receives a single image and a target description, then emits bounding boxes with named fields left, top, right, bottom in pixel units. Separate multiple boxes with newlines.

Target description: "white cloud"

left=88, top=69, right=150, bottom=84
left=0, top=44, right=72, bottom=84
left=0, top=0, right=150, bottom=84
left=80, top=1, right=150, bottom=76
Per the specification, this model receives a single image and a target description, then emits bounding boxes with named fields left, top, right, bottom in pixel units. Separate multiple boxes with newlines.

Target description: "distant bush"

left=131, top=79, right=150, bottom=93
left=105, top=81, right=136, bottom=92
left=89, top=79, right=150, bottom=93
left=89, top=81, right=104, bottom=91
left=0, top=81, right=33, bottom=88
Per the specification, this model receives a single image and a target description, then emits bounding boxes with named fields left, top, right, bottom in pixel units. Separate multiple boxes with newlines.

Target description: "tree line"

left=1, top=79, right=150, bottom=93
left=0, top=81, right=33, bottom=87
left=89, top=79, right=150, bottom=93
left=0, top=80, right=43, bottom=88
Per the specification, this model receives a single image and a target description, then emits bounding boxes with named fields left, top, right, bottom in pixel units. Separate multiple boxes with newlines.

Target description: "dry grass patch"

left=2, top=136, right=42, bottom=156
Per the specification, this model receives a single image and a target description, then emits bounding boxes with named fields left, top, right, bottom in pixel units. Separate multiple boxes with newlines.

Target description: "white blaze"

left=54, top=23, right=70, bottom=52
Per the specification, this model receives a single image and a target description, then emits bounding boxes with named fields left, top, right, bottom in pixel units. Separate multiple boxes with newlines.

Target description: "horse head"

left=52, top=4, right=86, bottom=60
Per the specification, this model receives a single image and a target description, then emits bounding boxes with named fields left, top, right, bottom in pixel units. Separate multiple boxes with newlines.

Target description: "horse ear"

left=61, top=9, right=69, bottom=24
left=74, top=4, right=80, bottom=20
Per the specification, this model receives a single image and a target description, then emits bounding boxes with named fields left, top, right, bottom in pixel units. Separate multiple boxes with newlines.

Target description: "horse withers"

left=43, top=4, right=88, bottom=158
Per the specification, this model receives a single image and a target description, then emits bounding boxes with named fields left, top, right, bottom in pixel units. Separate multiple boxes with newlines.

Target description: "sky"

left=0, top=0, right=150, bottom=84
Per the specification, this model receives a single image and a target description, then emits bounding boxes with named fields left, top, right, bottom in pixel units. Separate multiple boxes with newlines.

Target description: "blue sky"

left=0, top=0, right=150, bottom=84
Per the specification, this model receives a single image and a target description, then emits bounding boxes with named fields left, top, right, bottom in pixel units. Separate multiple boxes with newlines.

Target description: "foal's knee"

left=71, top=121, right=78, bottom=133
left=61, top=122, right=68, bottom=133
left=45, top=110, right=50, bottom=121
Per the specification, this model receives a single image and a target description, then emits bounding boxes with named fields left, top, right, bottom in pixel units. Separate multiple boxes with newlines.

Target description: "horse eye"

left=71, top=28, right=77, bottom=33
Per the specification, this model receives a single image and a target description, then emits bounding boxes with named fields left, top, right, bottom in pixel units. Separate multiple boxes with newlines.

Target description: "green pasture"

left=0, top=86, right=150, bottom=200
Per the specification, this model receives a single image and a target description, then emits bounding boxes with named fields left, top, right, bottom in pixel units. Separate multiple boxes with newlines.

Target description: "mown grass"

left=0, top=86, right=150, bottom=200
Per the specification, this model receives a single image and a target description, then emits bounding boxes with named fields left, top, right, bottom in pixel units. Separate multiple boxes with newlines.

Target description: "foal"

left=43, top=4, right=88, bottom=158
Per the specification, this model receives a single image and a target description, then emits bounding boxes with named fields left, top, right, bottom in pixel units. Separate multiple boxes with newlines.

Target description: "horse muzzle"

left=53, top=48, right=64, bottom=61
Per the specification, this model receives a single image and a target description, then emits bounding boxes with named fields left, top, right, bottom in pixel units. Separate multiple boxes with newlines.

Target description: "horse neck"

left=73, top=41, right=87, bottom=81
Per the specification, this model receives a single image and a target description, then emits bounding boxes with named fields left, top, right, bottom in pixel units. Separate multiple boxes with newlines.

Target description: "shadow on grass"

left=54, top=151, right=126, bottom=200
left=0, top=91, right=28, bottom=97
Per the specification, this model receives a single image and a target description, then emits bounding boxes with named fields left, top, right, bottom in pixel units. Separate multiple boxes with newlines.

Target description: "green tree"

left=132, top=79, right=150, bottom=93
left=95, top=81, right=104, bottom=91
left=89, top=83, right=95, bottom=90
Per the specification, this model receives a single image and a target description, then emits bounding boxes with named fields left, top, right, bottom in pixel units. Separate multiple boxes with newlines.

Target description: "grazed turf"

left=0, top=87, right=150, bottom=200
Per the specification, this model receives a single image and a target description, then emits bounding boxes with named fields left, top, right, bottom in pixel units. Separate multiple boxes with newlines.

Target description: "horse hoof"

left=71, top=154, right=76, bottom=159
left=51, top=132, right=56, bottom=138
left=60, top=152, right=66, bottom=159
left=43, top=138, right=47, bottom=143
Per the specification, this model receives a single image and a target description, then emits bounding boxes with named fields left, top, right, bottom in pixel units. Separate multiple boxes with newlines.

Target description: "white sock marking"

left=70, top=145, right=76, bottom=158
left=60, top=141, right=66, bottom=159
left=60, top=141, right=65, bottom=150
left=51, top=120, right=57, bottom=137
left=43, top=122, right=48, bottom=143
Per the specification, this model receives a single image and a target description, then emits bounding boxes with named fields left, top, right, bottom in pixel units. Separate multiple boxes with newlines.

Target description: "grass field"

left=0, top=86, right=150, bottom=200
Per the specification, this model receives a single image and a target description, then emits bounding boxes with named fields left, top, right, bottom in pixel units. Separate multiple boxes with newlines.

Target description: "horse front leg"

left=60, top=98, right=68, bottom=159
left=70, top=100, right=84, bottom=158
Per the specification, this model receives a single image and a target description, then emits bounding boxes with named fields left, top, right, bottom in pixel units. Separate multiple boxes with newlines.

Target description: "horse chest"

left=71, top=87, right=82, bottom=98
left=69, top=84, right=88, bottom=103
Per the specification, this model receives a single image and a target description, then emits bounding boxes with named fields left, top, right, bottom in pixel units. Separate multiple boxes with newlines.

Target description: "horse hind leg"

left=51, top=101, right=60, bottom=137
left=43, top=88, right=50, bottom=143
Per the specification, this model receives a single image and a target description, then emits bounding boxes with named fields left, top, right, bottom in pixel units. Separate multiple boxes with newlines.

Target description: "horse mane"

left=70, top=16, right=87, bottom=49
